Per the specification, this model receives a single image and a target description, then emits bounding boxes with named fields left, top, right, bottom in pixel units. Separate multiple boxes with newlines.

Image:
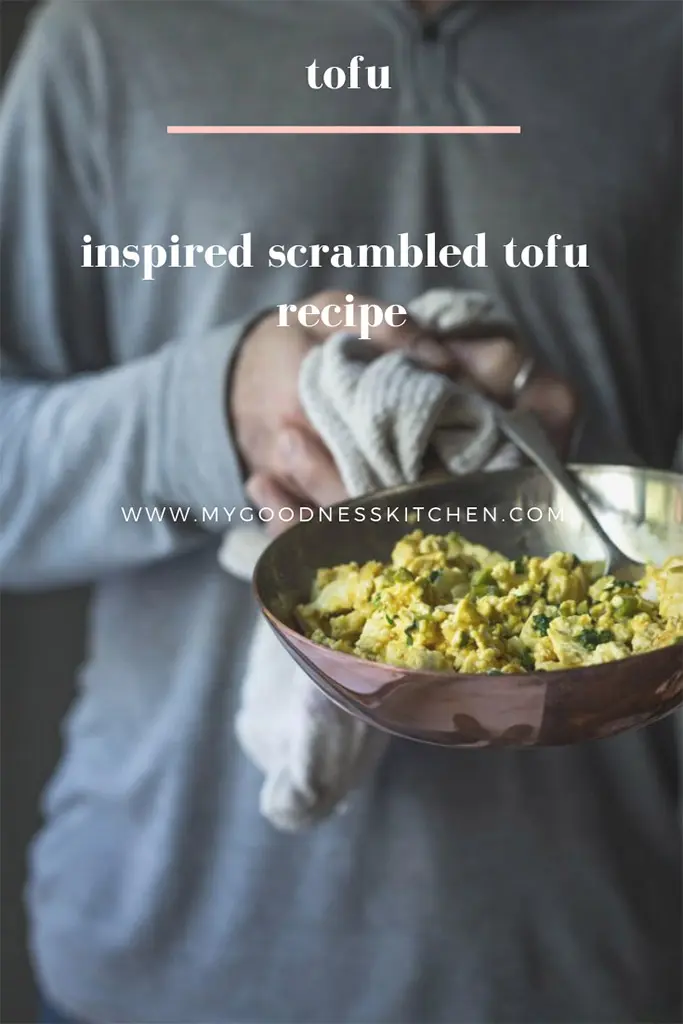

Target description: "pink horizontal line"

left=167, top=125, right=521, bottom=135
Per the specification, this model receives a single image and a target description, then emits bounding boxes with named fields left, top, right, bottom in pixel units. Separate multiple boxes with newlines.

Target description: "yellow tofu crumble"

left=295, top=531, right=683, bottom=674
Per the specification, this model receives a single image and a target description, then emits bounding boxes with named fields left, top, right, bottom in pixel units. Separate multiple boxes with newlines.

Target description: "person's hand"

left=230, top=291, right=577, bottom=535
left=231, top=290, right=452, bottom=509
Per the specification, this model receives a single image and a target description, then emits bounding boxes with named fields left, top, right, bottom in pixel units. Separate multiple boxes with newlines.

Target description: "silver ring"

left=511, top=356, right=536, bottom=399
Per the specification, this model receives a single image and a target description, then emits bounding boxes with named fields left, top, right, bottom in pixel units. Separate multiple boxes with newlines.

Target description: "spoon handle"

left=494, top=406, right=624, bottom=572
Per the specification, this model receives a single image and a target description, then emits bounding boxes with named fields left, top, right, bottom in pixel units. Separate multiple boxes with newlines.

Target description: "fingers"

left=439, top=335, right=578, bottom=453
left=441, top=336, right=522, bottom=400
left=517, top=377, right=579, bottom=457
left=271, top=425, right=347, bottom=508
left=245, top=474, right=302, bottom=538
left=245, top=425, right=348, bottom=537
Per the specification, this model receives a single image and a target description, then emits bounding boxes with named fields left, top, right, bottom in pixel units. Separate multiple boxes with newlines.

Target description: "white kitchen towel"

left=218, top=289, right=520, bottom=831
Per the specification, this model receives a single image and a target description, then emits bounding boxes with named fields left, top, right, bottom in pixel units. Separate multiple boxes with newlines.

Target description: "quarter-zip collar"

left=371, top=1, right=481, bottom=40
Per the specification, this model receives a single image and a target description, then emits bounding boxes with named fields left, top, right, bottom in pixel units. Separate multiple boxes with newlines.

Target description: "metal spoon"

left=493, top=405, right=641, bottom=578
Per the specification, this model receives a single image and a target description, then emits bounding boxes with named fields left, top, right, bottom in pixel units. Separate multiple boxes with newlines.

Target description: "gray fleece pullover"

left=1, top=2, right=681, bottom=1022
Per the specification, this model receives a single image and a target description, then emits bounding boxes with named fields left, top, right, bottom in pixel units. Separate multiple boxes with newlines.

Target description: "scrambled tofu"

left=295, top=531, right=683, bottom=674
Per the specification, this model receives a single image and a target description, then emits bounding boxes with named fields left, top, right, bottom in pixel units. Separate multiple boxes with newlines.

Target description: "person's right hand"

left=230, top=291, right=454, bottom=513
left=229, top=291, right=578, bottom=535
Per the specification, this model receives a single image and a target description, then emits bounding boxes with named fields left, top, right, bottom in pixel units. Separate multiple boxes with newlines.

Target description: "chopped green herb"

left=458, top=630, right=471, bottom=649
left=404, top=620, right=419, bottom=644
left=614, top=596, right=639, bottom=618
left=609, top=579, right=633, bottom=591
left=394, top=567, right=413, bottom=583
left=569, top=554, right=581, bottom=568
left=385, top=614, right=395, bottom=626
left=577, top=628, right=599, bottom=649
left=532, top=614, right=552, bottom=637
left=610, top=579, right=626, bottom=589
left=429, top=569, right=443, bottom=583
left=578, top=628, right=614, bottom=651
left=520, top=650, right=535, bottom=671
left=471, top=567, right=494, bottom=587
left=516, top=594, right=533, bottom=606
left=513, top=558, right=526, bottom=574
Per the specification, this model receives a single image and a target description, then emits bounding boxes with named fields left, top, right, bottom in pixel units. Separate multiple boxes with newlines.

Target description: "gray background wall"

left=1, top=9, right=89, bottom=1024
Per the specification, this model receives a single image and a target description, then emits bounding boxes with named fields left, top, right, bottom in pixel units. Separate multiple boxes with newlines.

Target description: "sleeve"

left=0, top=3, right=255, bottom=591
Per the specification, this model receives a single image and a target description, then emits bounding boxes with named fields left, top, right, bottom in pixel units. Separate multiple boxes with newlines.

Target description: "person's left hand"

left=246, top=332, right=578, bottom=537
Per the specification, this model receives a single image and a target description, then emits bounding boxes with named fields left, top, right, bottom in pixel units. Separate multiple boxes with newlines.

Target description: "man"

left=1, top=2, right=681, bottom=1022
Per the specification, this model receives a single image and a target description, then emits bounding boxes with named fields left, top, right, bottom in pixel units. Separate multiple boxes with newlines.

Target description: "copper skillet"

left=253, top=465, right=683, bottom=748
